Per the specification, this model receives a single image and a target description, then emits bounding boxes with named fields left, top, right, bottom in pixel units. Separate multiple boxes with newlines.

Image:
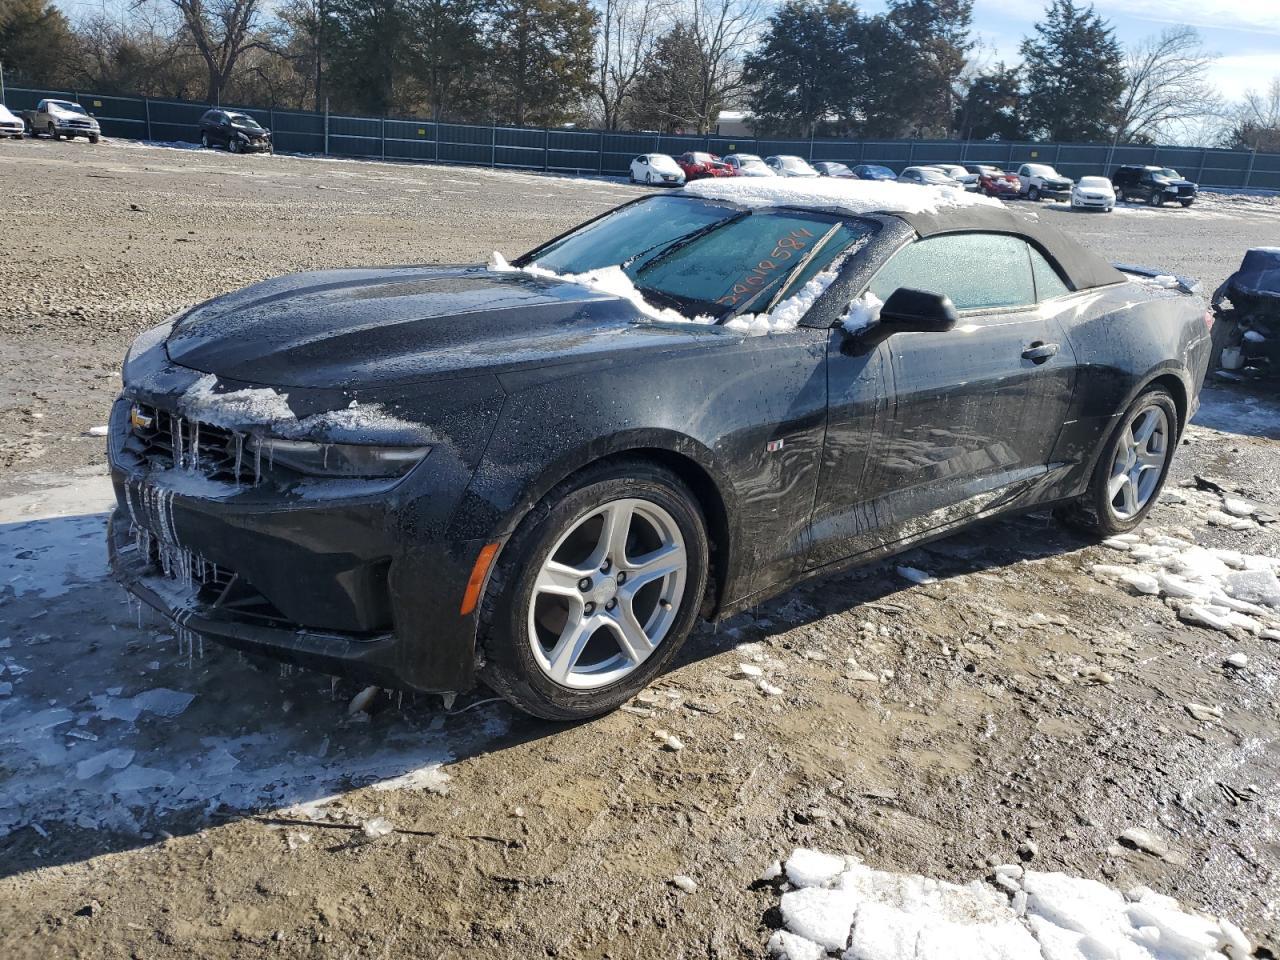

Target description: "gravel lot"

left=1, top=140, right=1279, bottom=959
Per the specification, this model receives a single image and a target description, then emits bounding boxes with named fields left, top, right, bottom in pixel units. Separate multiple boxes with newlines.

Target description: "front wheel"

left=89, top=134, right=99, bottom=144
left=1057, top=388, right=1178, bottom=536
left=479, top=461, right=709, bottom=720
left=228, top=138, right=241, bottom=154
left=47, top=123, right=58, bottom=141
left=1028, top=186, right=1040, bottom=201
left=201, top=132, right=211, bottom=149
left=1180, top=199, right=1193, bottom=208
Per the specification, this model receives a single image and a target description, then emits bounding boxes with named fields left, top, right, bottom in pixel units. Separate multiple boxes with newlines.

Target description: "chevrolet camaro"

left=109, top=179, right=1212, bottom=719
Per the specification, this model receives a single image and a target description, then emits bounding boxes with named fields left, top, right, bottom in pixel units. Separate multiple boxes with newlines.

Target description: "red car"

left=965, top=164, right=1021, bottom=198
left=676, top=151, right=737, bottom=181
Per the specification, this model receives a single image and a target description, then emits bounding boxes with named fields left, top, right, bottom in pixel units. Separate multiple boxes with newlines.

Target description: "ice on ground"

left=0, top=475, right=116, bottom=598
left=769, top=848, right=1250, bottom=960
left=896, top=565, right=937, bottom=585
left=681, top=177, right=1002, bottom=216
left=1093, top=524, right=1280, bottom=635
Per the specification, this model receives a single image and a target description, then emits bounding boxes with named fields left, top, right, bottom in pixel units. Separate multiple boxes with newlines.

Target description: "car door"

left=807, top=231, right=1078, bottom=568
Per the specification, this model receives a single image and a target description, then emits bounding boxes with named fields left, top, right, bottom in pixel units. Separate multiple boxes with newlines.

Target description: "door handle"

left=1022, top=341, right=1059, bottom=364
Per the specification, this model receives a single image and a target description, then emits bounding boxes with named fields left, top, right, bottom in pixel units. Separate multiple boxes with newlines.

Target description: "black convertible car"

left=109, top=179, right=1212, bottom=719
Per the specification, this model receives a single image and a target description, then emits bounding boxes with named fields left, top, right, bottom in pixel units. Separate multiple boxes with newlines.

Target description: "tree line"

left=0, top=0, right=1275, bottom=149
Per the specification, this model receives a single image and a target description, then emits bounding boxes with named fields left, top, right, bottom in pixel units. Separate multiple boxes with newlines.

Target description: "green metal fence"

left=6, top=86, right=1278, bottom=190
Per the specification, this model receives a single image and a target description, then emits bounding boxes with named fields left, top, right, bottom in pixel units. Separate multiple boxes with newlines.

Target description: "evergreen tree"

left=955, top=63, right=1025, bottom=140
left=324, top=0, right=415, bottom=115
left=410, top=0, right=488, bottom=121
left=0, top=0, right=78, bottom=87
left=744, top=0, right=863, bottom=137
left=487, top=0, right=596, bottom=127
left=1020, top=0, right=1124, bottom=141
left=626, top=23, right=707, bottom=132
left=882, top=0, right=973, bottom=136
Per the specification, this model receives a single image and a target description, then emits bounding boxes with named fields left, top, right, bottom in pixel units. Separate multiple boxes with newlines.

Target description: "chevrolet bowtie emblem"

left=129, top=405, right=153, bottom=430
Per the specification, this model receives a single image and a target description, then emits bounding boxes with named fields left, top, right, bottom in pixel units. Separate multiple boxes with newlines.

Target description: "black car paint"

left=199, top=109, right=272, bottom=152
left=108, top=205, right=1212, bottom=694
left=1111, top=165, right=1197, bottom=206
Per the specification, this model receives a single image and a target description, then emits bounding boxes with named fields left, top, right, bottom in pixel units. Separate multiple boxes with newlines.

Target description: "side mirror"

left=880, top=288, right=958, bottom=333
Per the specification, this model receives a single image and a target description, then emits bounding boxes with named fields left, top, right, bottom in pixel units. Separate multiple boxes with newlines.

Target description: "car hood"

left=232, top=124, right=270, bottom=136
left=164, top=266, right=727, bottom=389
left=1155, top=177, right=1195, bottom=187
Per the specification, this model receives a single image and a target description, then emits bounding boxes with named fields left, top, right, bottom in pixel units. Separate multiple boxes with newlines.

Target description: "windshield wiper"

left=626, top=209, right=751, bottom=275
left=730, top=221, right=845, bottom=318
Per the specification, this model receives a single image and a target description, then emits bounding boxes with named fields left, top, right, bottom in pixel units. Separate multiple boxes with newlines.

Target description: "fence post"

left=599, top=130, right=605, bottom=175
left=907, top=140, right=915, bottom=164
left=269, top=107, right=275, bottom=146
left=543, top=128, right=549, bottom=171
left=490, top=123, right=496, bottom=168
left=144, top=97, right=151, bottom=141
left=323, top=97, right=329, bottom=155
left=1196, top=148, right=1207, bottom=184
left=808, top=129, right=814, bottom=161
left=381, top=116, right=386, bottom=160
left=1245, top=148, right=1257, bottom=189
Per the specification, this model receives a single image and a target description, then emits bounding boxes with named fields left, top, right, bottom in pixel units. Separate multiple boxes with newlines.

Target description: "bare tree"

left=1114, top=26, right=1222, bottom=144
left=673, top=0, right=766, bottom=134
left=165, top=0, right=263, bottom=103
left=1220, top=76, right=1280, bottom=152
left=594, top=0, right=662, bottom=130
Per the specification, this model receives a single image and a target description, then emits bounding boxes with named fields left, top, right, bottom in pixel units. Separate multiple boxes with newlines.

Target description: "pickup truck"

left=21, top=99, right=100, bottom=143
left=1016, top=162, right=1072, bottom=202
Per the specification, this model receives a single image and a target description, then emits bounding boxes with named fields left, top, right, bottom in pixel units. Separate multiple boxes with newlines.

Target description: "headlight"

left=248, top=437, right=430, bottom=479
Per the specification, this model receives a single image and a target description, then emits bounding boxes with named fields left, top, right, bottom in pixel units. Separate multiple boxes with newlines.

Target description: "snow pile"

left=841, top=291, right=883, bottom=335
left=681, top=177, right=1002, bottom=216
left=725, top=265, right=842, bottom=335
left=1092, top=523, right=1280, bottom=636
left=766, top=848, right=1251, bottom=959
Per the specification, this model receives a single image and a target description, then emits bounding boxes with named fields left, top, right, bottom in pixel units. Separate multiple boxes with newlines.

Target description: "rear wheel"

left=1057, top=388, right=1178, bottom=536
left=479, top=461, right=709, bottom=720
left=1028, top=185, right=1040, bottom=201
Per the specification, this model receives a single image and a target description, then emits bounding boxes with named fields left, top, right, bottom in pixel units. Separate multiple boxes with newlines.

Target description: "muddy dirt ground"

left=1, top=140, right=1278, bottom=958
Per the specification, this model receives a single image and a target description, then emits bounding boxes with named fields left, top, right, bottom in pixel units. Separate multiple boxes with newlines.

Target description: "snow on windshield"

left=1078, top=176, right=1111, bottom=188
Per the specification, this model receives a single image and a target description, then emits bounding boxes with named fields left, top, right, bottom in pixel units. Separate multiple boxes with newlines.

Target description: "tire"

left=229, top=138, right=240, bottom=154
left=47, top=123, right=58, bottom=141
left=479, top=460, right=710, bottom=720
left=1028, top=185, right=1040, bottom=201
left=1057, top=387, right=1179, bottom=537
left=1180, top=199, right=1193, bottom=208
left=646, top=172, right=654, bottom=185
left=201, top=133, right=210, bottom=149
left=89, top=134, right=98, bottom=144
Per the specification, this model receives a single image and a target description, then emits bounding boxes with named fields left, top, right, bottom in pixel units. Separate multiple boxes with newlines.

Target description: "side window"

left=1028, top=246, right=1071, bottom=300
left=867, top=233, right=1036, bottom=312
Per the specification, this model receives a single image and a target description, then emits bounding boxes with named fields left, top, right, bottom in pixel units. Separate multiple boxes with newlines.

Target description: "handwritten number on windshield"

left=717, top=228, right=815, bottom=307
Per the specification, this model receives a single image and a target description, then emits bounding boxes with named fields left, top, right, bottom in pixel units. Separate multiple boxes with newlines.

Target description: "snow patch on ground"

left=681, top=177, right=1003, bottom=216
left=0, top=475, right=116, bottom=598
left=767, top=848, right=1250, bottom=959
left=1092, top=521, right=1280, bottom=636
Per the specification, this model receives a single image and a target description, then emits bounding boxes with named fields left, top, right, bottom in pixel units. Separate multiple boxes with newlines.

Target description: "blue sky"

left=863, top=0, right=1280, bottom=102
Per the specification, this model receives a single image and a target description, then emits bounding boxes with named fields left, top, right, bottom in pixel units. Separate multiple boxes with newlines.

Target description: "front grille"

left=123, top=403, right=260, bottom=484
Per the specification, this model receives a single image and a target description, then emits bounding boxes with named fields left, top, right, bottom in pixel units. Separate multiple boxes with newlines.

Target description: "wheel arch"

left=485, top=433, right=739, bottom=619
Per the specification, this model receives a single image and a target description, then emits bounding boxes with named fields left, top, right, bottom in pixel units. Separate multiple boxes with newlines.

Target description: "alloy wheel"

left=528, top=498, right=687, bottom=690
left=1107, top=404, right=1170, bottom=521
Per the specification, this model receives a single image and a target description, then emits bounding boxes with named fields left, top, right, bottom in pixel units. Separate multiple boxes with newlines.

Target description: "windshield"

left=732, top=154, right=761, bottom=163
left=1025, top=164, right=1056, bottom=177
left=49, top=100, right=87, bottom=115
left=226, top=112, right=263, bottom=129
left=648, top=155, right=680, bottom=172
left=824, top=163, right=851, bottom=174
left=1154, top=168, right=1180, bottom=179
left=864, top=166, right=893, bottom=177
left=1079, top=176, right=1110, bottom=188
left=778, top=157, right=813, bottom=171
left=523, top=195, right=876, bottom=320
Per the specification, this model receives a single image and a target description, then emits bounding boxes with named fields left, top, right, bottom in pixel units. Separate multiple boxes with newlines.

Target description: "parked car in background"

left=199, top=109, right=273, bottom=153
left=897, top=166, right=960, bottom=187
left=1111, top=165, right=1197, bottom=208
left=629, top=154, right=685, bottom=186
left=965, top=164, right=1021, bottom=198
left=935, top=163, right=978, bottom=190
left=851, top=164, right=896, bottom=181
left=722, top=153, right=776, bottom=177
left=109, top=178, right=1212, bottom=720
left=1016, top=163, right=1072, bottom=202
left=0, top=103, right=25, bottom=139
left=813, top=161, right=856, bottom=178
left=676, top=151, right=734, bottom=180
left=1071, top=176, right=1116, bottom=212
left=765, top=155, right=820, bottom=177
left=21, top=99, right=100, bottom=142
